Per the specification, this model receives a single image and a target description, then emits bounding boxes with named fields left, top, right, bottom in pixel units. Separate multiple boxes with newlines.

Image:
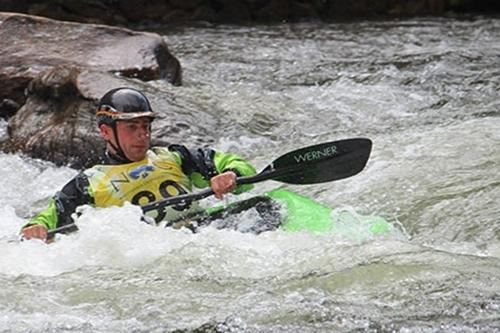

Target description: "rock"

left=2, top=65, right=104, bottom=169
left=0, top=12, right=181, bottom=108
left=0, top=12, right=185, bottom=168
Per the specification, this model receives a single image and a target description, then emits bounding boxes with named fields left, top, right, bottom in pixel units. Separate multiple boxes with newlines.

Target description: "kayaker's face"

left=101, top=117, right=152, bottom=162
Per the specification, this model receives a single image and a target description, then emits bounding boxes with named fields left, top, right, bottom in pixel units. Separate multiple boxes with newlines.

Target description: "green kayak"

left=268, top=188, right=391, bottom=234
left=46, top=188, right=392, bottom=238
left=174, top=188, right=392, bottom=236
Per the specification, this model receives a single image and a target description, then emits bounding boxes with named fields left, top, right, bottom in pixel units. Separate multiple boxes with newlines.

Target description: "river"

left=1, top=15, right=499, bottom=332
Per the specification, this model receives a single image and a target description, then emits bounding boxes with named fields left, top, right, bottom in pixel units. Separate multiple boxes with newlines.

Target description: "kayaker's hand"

left=21, top=225, right=48, bottom=243
left=210, top=171, right=237, bottom=200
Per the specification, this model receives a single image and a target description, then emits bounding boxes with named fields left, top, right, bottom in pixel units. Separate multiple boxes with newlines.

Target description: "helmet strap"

left=106, top=123, right=132, bottom=163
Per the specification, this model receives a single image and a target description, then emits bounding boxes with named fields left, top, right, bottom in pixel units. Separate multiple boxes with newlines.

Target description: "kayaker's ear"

left=99, top=123, right=113, bottom=140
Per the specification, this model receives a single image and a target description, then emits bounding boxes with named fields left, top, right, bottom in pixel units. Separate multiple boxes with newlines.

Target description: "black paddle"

left=47, top=138, right=372, bottom=238
left=141, top=137, right=372, bottom=213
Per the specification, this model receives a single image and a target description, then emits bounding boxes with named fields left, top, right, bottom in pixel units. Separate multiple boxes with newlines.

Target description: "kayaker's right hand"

left=21, top=225, right=48, bottom=242
left=210, top=171, right=237, bottom=200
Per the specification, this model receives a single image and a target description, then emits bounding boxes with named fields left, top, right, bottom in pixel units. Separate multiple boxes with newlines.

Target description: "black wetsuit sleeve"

left=168, top=144, right=218, bottom=180
left=53, top=172, right=94, bottom=228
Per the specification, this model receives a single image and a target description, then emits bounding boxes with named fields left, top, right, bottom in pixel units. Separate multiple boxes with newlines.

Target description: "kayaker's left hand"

left=21, top=224, right=48, bottom=243
left=210, top=171, right=237, bottom=199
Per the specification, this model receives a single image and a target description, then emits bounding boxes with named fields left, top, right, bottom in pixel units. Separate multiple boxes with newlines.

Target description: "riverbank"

left=1, top=0, right=499, bottom=27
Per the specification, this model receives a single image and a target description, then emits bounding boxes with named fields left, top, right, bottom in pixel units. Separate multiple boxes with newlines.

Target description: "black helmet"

left=96, top=87, right=156, bottom=126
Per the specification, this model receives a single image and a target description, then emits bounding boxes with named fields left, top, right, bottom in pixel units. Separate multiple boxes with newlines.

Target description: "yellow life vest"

left=83, top=149, right=200, bottom=223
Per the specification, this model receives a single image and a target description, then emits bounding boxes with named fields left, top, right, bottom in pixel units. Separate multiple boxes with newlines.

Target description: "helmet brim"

left=96, top=109, right=157, bottom=121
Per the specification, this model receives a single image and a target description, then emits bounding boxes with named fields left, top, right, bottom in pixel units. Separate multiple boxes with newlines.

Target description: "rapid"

left=1, top=16, right=499, bottom=332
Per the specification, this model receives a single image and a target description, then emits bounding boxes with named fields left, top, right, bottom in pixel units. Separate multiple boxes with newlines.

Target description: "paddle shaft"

left=140, top=170, right=277, bottom=213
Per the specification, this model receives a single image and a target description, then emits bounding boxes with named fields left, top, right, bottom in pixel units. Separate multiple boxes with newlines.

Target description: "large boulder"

left=0, top=13, right=184, bottom=168
left=0, top=12, right=181, bottom=108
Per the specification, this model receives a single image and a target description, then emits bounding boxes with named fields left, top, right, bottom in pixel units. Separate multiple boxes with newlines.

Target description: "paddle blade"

left=263, top=138, right=372, bottom=184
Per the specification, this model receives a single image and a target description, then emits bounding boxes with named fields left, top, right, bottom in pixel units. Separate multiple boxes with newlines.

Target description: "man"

left=21, top=87, right=256, bottom=242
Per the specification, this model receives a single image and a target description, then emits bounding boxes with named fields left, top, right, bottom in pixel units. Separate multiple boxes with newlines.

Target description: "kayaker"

left=21, top=87, right=257, bottom=242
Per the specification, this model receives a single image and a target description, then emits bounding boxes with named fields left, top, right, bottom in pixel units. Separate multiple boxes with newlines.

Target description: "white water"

left=1, top=16, right=500, bottom=332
